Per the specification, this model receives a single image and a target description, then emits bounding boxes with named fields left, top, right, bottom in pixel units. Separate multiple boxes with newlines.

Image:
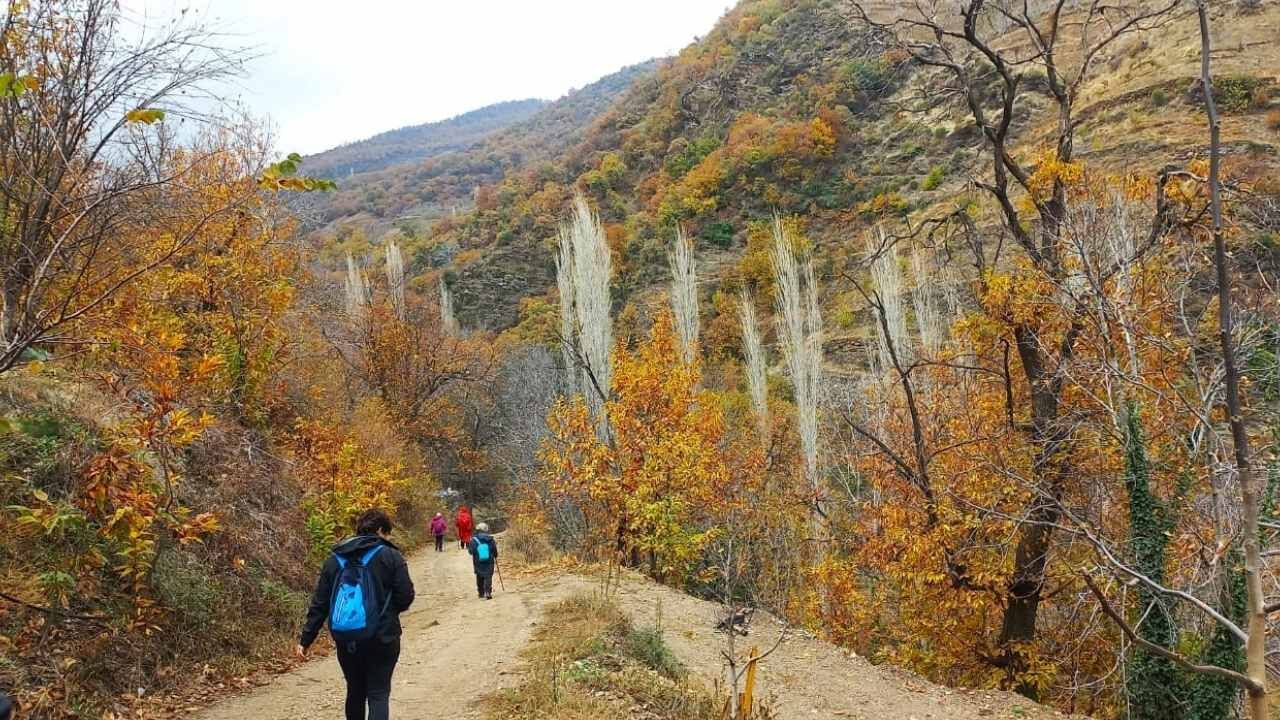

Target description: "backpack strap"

left=359, top=544, right=385, bottom=566
left=332, top=544, right=384, bottom=570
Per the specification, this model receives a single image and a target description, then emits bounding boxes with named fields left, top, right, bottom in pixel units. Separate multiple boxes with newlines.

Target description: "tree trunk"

left=996, top=327, right=1068, bottom=697
left=1197, top=3, right=1267, bottom=716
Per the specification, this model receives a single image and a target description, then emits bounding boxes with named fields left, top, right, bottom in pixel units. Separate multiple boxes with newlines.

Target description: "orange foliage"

left=540, top=312, right=743, bottom=580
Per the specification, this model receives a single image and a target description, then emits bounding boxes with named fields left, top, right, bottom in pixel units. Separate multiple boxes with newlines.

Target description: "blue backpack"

left=475, top=538, right=491, bottom=562
left=328, top=544, right=390, bottom=643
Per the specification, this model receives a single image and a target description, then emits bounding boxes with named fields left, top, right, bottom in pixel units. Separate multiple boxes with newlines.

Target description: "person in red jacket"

left=454, top=506, right=474, bottom=550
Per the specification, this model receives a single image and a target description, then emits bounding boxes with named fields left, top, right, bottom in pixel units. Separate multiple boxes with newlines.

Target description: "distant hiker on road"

left=430, top=512, right=447, bottom=552
left=455, top=505, right=474, bottom=550
left=467, top=522, right=499, bottom=600
left=297, top=509, right=415, bottom=720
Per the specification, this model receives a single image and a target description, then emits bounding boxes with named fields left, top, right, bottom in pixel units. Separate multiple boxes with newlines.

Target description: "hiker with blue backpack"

left=296, top=509, right=415, bottom=720
left=467, top=522, right=499, bottom=599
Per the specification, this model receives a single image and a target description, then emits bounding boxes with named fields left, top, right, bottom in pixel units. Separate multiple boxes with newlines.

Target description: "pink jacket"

left=430, top=515, right=447, bottom=536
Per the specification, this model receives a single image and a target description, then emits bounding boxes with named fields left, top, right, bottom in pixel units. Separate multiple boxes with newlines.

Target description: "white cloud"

left=124, top=0, right=732, bottom=154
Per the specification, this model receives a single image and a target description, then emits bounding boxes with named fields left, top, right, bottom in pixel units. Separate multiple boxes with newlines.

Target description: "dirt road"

left=195, top=544, right=549, bottom=720
left=196, top=547, right=1072, bottom=720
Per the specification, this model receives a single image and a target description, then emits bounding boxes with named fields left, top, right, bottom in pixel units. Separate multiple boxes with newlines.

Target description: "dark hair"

left=354, top=509, right=393, bottom=536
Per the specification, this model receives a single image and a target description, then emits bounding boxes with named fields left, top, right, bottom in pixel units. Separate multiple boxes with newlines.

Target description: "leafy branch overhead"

left=258, top=152, right=337, bottom=192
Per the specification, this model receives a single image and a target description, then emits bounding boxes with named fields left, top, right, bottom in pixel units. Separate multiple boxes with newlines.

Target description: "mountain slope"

left=303, top=99, right=546, bottom=179
left=313, top=60, right=662, bottom=229
left=426, top=0, right=1279, bottom=331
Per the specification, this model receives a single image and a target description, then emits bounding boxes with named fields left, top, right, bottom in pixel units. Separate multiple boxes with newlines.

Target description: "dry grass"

left=484, top=592, right=732, bottom=720
left=1267, top=108, right=1280, bottom=132
left=503, top=520, right=557, bottom=565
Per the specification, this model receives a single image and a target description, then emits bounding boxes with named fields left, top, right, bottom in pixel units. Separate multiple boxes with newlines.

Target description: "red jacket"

left=455, top=507, right=474, bottom=544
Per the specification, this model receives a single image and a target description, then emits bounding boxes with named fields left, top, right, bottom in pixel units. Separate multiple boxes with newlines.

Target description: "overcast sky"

left=123, top=1, right=732, bottom=154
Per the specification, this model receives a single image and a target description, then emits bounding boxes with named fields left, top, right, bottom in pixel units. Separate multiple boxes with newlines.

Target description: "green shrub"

left=1214, top=75, right=1264, bottom=113
left=622, top=626, right=685, bottom=679
left=1150, top=88, right=1169, bottom=107
left=258, top=578, right=308, bottom=621
left=304, top=509, right=339, bottom=562
left=1024, top=68, right=1049, bottom=93
left=153, top=549, right=221, bottom=626
left=701, top=221, right=735, bottom=249
left=841, top=58, right=896, bottom=107
left=664, top=136, right=721, bottom=179
left=922, top=165, right=946, bottom=191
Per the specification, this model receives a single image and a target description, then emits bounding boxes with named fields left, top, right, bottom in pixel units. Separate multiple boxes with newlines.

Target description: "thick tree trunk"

left=996, top=328, right=1068, bottom=698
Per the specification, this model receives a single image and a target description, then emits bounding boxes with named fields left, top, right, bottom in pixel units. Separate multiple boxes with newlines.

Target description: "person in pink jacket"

left=430, top=512, right=447, bottom=552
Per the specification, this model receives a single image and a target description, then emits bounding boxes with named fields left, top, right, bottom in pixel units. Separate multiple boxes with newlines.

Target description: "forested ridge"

left=304, top=60, right=660, bottom=233
left=2, top=0, right=1280, bottom=718
left=301, top=99, right=548, bottom=180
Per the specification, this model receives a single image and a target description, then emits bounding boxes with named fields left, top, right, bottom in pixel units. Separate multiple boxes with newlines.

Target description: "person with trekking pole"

left=467, top=522, right=499, bottom=600
left=296, top=509, right=415, bottom=720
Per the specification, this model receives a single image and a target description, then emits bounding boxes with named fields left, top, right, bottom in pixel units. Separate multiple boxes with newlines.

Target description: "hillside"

left=311, top=60, right=662, bottom=231
left=417, top=0, right=1280, bottom=331
left=6, top=1, right=1280, bottom=718
left=302, top=99, right=547, bottom=179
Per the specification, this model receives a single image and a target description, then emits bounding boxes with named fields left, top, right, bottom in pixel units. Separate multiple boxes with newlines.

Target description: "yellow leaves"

left=258, top=152, right=336, bottom=192
left=539, top=311, right=740, bottom=580
left=173, top=510, right=220, bottom=545
left=1025, top=147, right=1084, bottom=202
left=809, top=117, right=837, bottom=157
left=0, top=72, right=38, bottom=97
left=289, top=418, right=412, bottom=550
left=124, top=108, right=165, bottom=124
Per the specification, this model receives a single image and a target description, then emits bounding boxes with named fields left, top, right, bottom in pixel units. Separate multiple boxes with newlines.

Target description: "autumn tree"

left=669, top=226, right=700, bottom=363
left=541, top=311, right=730, bottom=579
left=850, top=0, right=1183, bottom=689
left=771, top=217, right=824, bottom=548
left=0, top=0, right=256, bottom=373
left=328, top=261, right=494, bottom=462
left=559, top=193, right=614, bottom=433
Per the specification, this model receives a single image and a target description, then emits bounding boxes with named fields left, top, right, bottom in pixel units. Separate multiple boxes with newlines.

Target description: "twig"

left=0, top=591, right=110, bottom=628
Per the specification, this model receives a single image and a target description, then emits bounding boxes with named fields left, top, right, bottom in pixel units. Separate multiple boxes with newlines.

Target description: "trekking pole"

left=496, top=558, right=506, bottom=592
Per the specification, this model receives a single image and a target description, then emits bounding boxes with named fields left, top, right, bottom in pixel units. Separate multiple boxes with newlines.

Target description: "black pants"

left=475, top=573, right=493, bottom=598
left=433, top=534, right=444, bottom=552
left=335, top=638, right=400, bottom=720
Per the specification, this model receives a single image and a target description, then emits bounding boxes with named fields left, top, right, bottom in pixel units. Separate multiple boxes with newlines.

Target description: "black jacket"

left=300, top=535, right=415, bottom=648
left=467, top=532, right=498, bottom=576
